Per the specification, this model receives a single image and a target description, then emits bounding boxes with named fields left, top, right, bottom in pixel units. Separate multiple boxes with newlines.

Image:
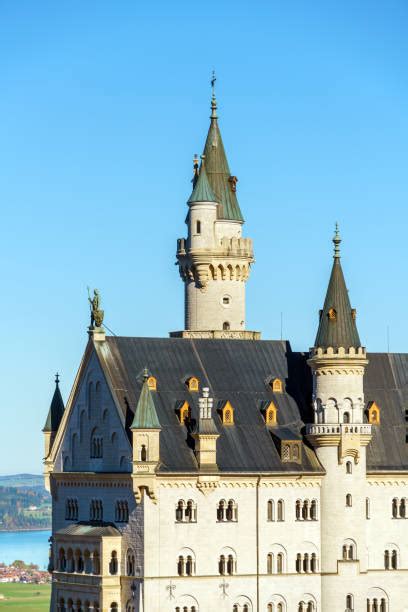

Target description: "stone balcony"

left=306, top=424, right=372, bottom=436
left=176, top=236, right=253, bottom=259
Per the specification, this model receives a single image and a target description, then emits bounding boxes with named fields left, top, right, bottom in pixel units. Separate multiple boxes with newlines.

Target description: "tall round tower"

left=306, top=226, right=372, bottom=610
left=171, top=84, right=259, bottom=340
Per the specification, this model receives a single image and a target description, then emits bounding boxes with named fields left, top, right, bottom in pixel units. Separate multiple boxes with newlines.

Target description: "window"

left=109, top=551, right=118, bottom=575
left=367, top=598, right=388, bottom=612
left=217, top=499, right=238, bottom=522
left=147, top=375, right=157, bottom=391
left=343, top=412, right=351, bottom=423
left=175, top=499, right=197, bottom=523
left=366, top=497, right=370, bottom=519
left=277, top=499, right=284, bottom=521
left=90, top=499, right=103, bottom=522
left=367, top=401, right=380, bottom=424
left=346, top=594, right=354, bottom=611
left=115, top=500, right=129, bottom=523
left=221, top=401, right=234, bottom=425
left=346, top=461, right=352, bottom=474
left=196, top=220, right=201, bottom=234
left=223, top=296, right=230, bottom=305
left=223, top=321, right=230, bottom=331
left=267, top=500, right=274, bottom=521
left=187, top=377, right=199, bottom=392
left=110, top=604, right=118, bottom=611
left=90, top=432, right=103, bottom=458
left=141, top=445, right=147, bottom=461
left=126, top=549, right=136, bottom=576
left=342, top=540, right=356, bottom=561
left=295, top=552, right=318, bottom=573
left=346, top=494, right=352, bottom=507
left=177, top=553, right=195, bottom=576
left=266, top=548, right=286, bottom=574
left=267, top=499, right=285, bottom=523
left=384, top=548, right=398, bottom=570
left=298, top=601, right=315, bottom=612
left=270, top=378, right=283, bottom=393
left=264, top=401, right=277, bottom=426
left=296, top=499, right=318, bottom=521
left=65, top=499, right=78, bottom=521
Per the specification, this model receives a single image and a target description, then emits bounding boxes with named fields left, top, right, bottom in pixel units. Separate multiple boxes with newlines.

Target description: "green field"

left=0, top=583, right=50, bottom=611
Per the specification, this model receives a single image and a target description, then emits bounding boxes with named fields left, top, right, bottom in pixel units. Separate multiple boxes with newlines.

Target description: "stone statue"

left=88, top=288, right=104, bottom=328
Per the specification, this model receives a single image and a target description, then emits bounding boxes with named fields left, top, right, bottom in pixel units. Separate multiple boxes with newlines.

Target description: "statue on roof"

left=87, top=287, right=104, bottom=328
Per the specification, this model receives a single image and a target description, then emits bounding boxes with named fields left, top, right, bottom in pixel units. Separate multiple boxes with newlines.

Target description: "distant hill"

left=0, top=474, right=44, bottom=489
left=0, top=476, right=51, bottom=531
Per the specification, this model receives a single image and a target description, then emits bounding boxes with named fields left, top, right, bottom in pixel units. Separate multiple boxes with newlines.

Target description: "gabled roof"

left=314, top=228, right=361, bottom=349
left=188, top=158, right=217, bottom=204
left=202, top=95, right=244, bottom=222
left=43, top=375, right=65, bottom=433
left=131, top=370, right=161, bottom=430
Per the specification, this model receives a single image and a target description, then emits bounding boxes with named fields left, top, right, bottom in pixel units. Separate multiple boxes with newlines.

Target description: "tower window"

left=346, top=461, right=352, bottom=474
left=196, top=220, right=201, bottom=234
left=346, top=494, right=352, bottom=507
left=222, top=296, right=230, bottom=305
left=223, top=322, right=230, bottom=331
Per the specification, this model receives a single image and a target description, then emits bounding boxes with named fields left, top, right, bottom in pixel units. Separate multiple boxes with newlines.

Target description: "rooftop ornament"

left=87, top=287, right=104, bottom=329
left=333, top=222, right=341, bottom=259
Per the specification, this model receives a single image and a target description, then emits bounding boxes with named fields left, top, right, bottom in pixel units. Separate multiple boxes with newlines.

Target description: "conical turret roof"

left=43, top=374, right=65, bottom=432
left=188, top=157, right=217, bottom=204
left=314, top=226, right=361, bottom=349
left=131, top=369, right=161, bottom=429
left=202, top=93, right=244, bottom=221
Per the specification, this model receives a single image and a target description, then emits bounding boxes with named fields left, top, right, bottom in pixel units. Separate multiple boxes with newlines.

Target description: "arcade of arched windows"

left=177, top=554, right=195, bottom=576
left=267, top=603, right=285, bottom=612
left=175, top=607, right=197, bottom=612
left=56, top=547, right=101, bottom=575
left=384, top=547, right=399, bottom=570
left=65, top=498, right=78, bottom=521
left=367, top=598, right=388, bottom=612
left=175, top=499, right=197, bottom=523
left=115, top=500, right=129, bottom=522
left=392, top=497, right=407, bottom=518
left=297, top=601, right=316, bottom=612
left=295, top=499, right=318, bottom=521
left=295, top=552, right=319, bottom=573
left=217, top=499, right=238, bottom=522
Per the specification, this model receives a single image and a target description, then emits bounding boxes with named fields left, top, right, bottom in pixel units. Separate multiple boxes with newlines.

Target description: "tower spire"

left=314, top=228, right=361, bottom=350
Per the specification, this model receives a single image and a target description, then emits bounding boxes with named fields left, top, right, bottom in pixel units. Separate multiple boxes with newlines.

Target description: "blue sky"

left=1, top=1, right=407, bottom=474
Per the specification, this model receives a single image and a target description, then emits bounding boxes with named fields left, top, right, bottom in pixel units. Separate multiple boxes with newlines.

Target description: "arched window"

left=346, top=461, right=352, bottom=474
left=366, top=497, right=370, bottom=519
left=343, top=412, right=350, bottom=423
left=187, top=377, right=199, bottom=392
left=110, top=604, right=118, bottom=611
left=342, top=540, right=356, bottom=561
left=223, top=322, right=230, bottom=331
left=226, top=499, right=238, bottom=521
left=310, top=500, right=318, bottom=520
left=90, top=430, right=103, bottom=458
left=218, top=554, right=226, bottom=575
left=346, top=494, right=352, bottom=507
left=221, top=401, right=234, bottom=425
left=267, top=499, right=274, bottom=521
left=141, top=444, right=147, bottom=461
left=277, top=499, right=284, bottom=521
left=277, top=552, right=283, bottom=574
left=400, top=498, right=406, bottom=518
left=185, top=500, right=197, bottom=522
left=126, top=549, right=135, bottom=576
left=217, top=499, right=225, bottom=521
left=109, top=551, right=118, bottom=575
left=147, top=375, right=157, bottom=391
left=267, top=553, right=273, bottom=574
left=271, top=378, right=283, bottom=393
left=90, top=499, right=103, bottom=522
left=296, top=500, right=301, bottom=520
left=115, top=500, right=129, bottom=523
left=58, top=548, right=67, bottom=572
left=392, top=498, right=399, bottom=518
left=311, top=552, right=318, bottom=573
left=265, top=401, right=277, bottom=425
left=346, top=594, right=354, bottom=611
left=176, top=500, right=184, bottom=522
left=226, top=554, right=234, bottom=575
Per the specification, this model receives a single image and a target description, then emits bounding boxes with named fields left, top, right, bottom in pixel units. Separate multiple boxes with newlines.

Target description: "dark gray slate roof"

left=56, top=523, right=120, bottom=537
left=95, top=337, right=408, bottom=474
left=43, top=379, right=65, bottom=433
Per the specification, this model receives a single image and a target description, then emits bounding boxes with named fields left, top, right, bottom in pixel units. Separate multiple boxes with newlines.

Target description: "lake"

left=0, top=530, right=51, bottom=569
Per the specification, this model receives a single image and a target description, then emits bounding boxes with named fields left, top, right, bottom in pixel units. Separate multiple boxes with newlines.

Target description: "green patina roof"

left=202, top=96, right=244, bottom=222
left=43, top=376, right=65, bottom=432
left=131, top=371, right=161, bottom=429
left=314, top=229, right=361, bottom=349
left=188, top=159, right=217, bottom=204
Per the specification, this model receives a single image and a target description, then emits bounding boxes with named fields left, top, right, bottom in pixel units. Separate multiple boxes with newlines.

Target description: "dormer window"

left=328, top=307, right=337, bottom=321
left=367, top=401, right=380, bottom=424
left=270, top=378, right=283, bottom=393
left=186, top=377, right=199, bottom=392
left=264, top=401, right=277, bottom=426
left=147, top=376, right=157, bottom=391
left=221, top=401, right=234, bottom=425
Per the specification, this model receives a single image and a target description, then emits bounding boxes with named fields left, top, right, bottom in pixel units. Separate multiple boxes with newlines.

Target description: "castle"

left=43, top=86, right=408, bottom=612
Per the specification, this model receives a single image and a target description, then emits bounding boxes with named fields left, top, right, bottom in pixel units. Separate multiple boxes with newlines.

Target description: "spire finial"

left=210, top=70, right=217, bottom=119
left=333, top=222, right=341, bottom=259
left=55, top=372, right=60, bottom=386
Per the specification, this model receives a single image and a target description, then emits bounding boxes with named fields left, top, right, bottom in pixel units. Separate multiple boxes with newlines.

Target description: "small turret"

left=131, top=368, right=161, bottom=503
left=43, top=374, right=64, bottom=458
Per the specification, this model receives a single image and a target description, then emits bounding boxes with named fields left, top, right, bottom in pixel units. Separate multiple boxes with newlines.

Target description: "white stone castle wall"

left=185, top=278, right=246, bottom=331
